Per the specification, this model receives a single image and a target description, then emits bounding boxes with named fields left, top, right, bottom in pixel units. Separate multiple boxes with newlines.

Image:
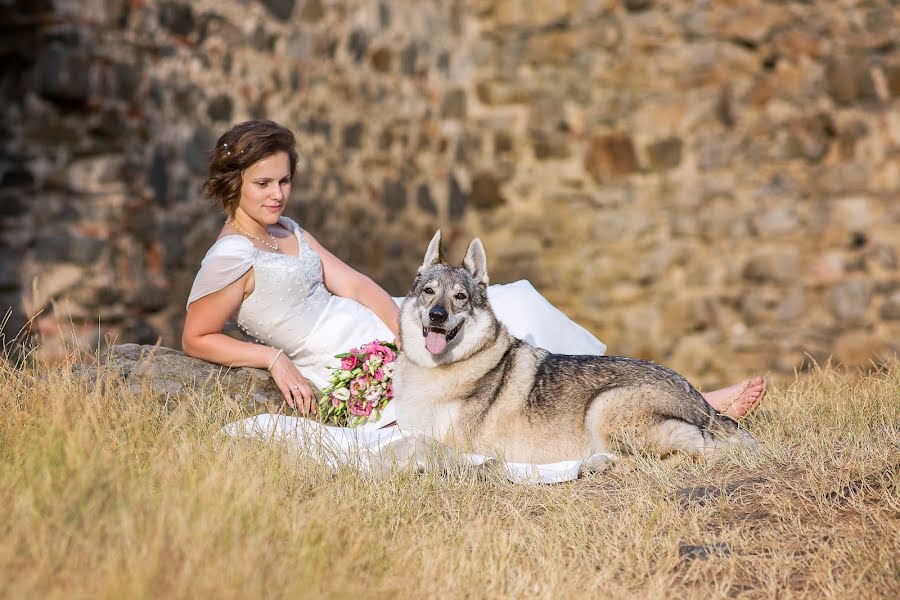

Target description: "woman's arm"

left=182, top=271, right=317, bottom=412
left=301, top=230, right=400, bottom=340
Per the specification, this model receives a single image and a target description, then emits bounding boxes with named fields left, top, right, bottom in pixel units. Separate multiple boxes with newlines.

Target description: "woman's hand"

left=268, top=350, right=317, bottom=414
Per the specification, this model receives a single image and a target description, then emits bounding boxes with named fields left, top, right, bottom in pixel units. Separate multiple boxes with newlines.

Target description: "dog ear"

left=463, top=237, right=489, bottom=288
left=418, top=229, right=444, bottom=274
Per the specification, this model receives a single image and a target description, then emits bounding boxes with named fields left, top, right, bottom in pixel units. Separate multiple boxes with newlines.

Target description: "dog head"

left=399, top=230, right=497, bottom=367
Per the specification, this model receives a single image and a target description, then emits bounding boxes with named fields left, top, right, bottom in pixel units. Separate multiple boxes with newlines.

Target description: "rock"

left=78, top=343, right=294, bottom=408
left=347, top=30, right=368, bottom=63
left=833, top=196, right=873, bottom=232
left=158, top=2, right=195, bottom=37
left=584, top=134, right=638, bottom=183
left=448, top=174, right=466, bottom=221
left=531, top=130, right=571, bottom=160
left=469, top=173, right=505, bottom=210
left=257, top=0, right=294, bottom=19
left=771, top=113, right=835, bottom=164
left=827, top=280, right=873, bottom=323
left=880, top=291, right=900, bottom=320
left=36, top=43, right=91, bottom=106
left=126, top=283, right=169, bottom=312
left=370, top=48, right=392, bottom=72
left=772, top=29, right=822, bottom=59
left=826, top=56, right=879, bottom=106
left=884, top=64, right=900, bottom=98
left=300, top=0, right=324, bottom=22
left=441, top=89, right=467, bottom=119
left=147, top=146, right=170, bottom=205
left=741, top=250, right=798, bottom=283
left=624, top=0, right=652, bottom=13
left=33, top=231, right=106, bottom=263
left=382, top=180, right=406, bottom=217
left=30, top=264, right=87, bottom=312
left=646, top=137, right=682, bottom=171
left=400, top=43, right=418, bottom=75
left=679, top=542, right=730, bottom=562
left=416, top=184, right=437, bottom=216
left=342, top=122, right=364, bottom=149
left=185, top=127, right=217, bottom=176
left=206, top=94, right=234, bottom=122
left=752, top=206, right=800, bottom=236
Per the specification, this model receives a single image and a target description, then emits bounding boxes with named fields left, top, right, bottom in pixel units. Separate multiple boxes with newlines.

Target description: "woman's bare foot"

left=702, top=376, right=766, bottom=419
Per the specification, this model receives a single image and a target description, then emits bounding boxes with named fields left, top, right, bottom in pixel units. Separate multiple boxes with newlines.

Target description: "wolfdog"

left=392, top=231, right=758, bottom=464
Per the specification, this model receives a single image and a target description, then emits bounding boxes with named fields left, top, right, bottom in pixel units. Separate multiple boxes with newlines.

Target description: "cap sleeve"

left=186, top=236, right=255, bottom=309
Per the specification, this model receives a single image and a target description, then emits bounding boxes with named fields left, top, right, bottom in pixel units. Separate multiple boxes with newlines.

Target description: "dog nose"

left=429, top=306, right=448, bottom=325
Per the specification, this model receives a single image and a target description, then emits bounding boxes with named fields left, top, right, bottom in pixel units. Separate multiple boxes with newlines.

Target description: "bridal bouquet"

left=318, top=340, right=398, bottom=427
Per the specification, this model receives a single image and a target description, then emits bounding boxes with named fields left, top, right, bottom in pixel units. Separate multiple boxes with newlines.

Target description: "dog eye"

left=454, top=293, right=467, bottom=301
left=423, top=287, right=435, bottom=295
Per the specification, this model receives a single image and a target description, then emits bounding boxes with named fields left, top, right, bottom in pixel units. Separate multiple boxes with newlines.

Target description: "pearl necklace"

left=227, top=219, right=280, bottom=252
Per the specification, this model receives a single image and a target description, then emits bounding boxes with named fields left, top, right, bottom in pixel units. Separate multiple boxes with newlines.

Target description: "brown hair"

left=201, top=120, right=300, bottom=217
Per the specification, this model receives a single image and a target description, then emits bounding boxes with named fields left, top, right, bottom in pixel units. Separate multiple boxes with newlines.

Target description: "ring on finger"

left=289, top=384, right=300, bottom=391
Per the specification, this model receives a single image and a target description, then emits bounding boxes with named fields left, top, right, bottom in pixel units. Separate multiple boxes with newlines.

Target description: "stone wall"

left=2, top=0, right=899, bottom=387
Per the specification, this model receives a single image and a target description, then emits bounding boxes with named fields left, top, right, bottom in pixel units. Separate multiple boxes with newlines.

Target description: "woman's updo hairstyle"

left=201, top=120, right=299, bottom=217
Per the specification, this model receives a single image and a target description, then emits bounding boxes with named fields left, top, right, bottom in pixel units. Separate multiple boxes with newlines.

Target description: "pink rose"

left=349, top=400, right=373, bottom=417
left=350, top=376, right=367, bottom=397
left=380, top=346, right=396, bottom=363
left=341, top=355, right=359, bottom=370
left=373, top=368, right=385, bottom=382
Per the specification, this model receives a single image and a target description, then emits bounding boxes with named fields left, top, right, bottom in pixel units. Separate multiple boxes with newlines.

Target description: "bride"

left=182, top=120, right=765, bottom=422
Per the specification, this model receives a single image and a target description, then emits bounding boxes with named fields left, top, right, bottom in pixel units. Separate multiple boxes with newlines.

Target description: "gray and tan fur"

left=392, top=231, right=757, bottom=464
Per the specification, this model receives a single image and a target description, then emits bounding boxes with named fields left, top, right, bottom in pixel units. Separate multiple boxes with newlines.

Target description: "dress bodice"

left=233, top=227, right=331, bottom=349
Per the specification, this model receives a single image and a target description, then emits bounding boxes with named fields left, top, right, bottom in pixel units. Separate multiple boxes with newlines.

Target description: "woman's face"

left=236, top=151, right=292, bottom=226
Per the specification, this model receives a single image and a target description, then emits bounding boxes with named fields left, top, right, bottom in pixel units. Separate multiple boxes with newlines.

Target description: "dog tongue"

left=425, top=330, right=448, bottom=354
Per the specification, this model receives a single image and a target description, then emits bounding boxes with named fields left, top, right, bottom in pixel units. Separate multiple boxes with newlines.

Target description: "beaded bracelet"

left=267, top=349, right=284, bottom=371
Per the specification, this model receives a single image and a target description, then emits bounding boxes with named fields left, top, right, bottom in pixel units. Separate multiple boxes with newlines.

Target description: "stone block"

left=826, top=56, right=879, bottom=105
left=469, top=173, right=505, bottom=210
left=158, top=2, right=195, bottom=37
left=827, top=280, right=874, bottom=323
left=370, top=48, right=392, bottom=72
left=257, top=0, right=294, bottom=19
left=300, top=0, right=324, bottom=22
left=347, top=30, right=368, bottom=63
left=36, top=43, right=91, bottom=106
left=584, top=134, right=638, bottom=183
left=646, top=137, right=682, bottom=171
left=33, top=231, right=106, bottom=263
left=30, top=264, right=87, bottom=313
left=382, top=180, right=406, bottom=217
left=206, top=94, right=234, bottom=122
left=441, top=89, right=467, bottom=119
left=531, top=130, right=571, bottom=160
left=884, top=64, right=900, bottom=98
left=448, top=174, right=466, bottom=221
left=881, top=291, right=900, bottom=320
left=741, top=250, right=798, bottom=283
left=416, top=184, right=437, bottom=216
left=342, top=122, right=364, bottom=149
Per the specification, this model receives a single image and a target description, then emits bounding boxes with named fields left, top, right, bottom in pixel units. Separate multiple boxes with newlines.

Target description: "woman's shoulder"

left=204, top=234, right=257, bottom=260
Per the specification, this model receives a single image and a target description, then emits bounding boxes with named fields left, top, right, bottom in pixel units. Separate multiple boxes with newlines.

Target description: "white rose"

left=331, top=387, right=351, bottom=401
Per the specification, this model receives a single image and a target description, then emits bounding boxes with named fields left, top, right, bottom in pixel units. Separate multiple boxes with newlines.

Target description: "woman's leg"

left=702, top=376, right=766, bottom=419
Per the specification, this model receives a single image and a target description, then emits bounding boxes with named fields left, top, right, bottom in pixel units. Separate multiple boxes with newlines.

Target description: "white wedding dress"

left=188, top=217, right=613, bottom=483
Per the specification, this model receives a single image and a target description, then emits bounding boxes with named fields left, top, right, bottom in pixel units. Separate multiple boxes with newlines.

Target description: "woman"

left=183, top=120, right=764, bottom=420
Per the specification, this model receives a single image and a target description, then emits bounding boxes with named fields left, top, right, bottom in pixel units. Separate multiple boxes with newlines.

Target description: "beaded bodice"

left=234, top=228, right=331, bottom=346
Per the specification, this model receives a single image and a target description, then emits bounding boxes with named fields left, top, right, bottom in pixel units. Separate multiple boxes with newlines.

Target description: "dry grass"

left=0, top=349, right=898, bottom=599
